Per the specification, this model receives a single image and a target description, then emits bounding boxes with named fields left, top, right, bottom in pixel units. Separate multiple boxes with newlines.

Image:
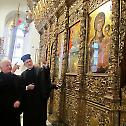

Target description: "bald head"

left=0, top=59, right=12, bottom=73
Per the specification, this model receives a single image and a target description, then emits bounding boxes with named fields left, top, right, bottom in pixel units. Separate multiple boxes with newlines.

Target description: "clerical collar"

left=27, top=66, right=34, bottom=71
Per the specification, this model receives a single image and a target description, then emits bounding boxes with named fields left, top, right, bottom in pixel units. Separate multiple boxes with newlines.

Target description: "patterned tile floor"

left=20, top=114, right=52, bottom=126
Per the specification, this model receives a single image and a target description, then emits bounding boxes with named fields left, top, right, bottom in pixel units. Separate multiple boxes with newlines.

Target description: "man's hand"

left=13, top=100, right=20, bottom=108
left=26, top=84, right=35, bottom=90
left=11, top=62, right=20, bottom=73
left=52, top=83, right=62, bottom=89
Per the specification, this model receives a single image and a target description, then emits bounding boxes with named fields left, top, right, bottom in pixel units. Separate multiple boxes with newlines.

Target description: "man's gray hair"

left=0, top=59, right=11, bottom=68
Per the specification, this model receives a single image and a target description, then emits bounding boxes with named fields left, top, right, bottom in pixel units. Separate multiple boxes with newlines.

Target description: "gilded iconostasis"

left=27, top=0, right=126, bottom=125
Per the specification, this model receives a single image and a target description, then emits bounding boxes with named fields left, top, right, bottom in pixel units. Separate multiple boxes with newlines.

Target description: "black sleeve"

left=38, top=67, right=52, bottom=99
left=44, top=66, right=58, bottom=89
left=13, top=75, right=25, bottom=114
left=15, top=75, right=25, bottom=101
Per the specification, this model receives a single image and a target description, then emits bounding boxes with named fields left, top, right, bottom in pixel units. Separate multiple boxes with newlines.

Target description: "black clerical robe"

left=0, top=72, right=24, bottom=126
left=21, top=66, right=52, bottom=126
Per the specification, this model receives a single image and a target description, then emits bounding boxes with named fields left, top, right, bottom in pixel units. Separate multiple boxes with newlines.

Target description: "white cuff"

left=26, top=86, right=28, bottom=90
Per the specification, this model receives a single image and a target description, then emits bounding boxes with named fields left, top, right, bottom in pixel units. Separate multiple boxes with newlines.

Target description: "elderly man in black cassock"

left=21, top=54, right=58, bottom=126
left=0, top=59, right=24, bottom=126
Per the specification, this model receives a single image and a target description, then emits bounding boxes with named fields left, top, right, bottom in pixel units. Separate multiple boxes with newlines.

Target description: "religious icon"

left=88, top=1, right=112, bottom=73
left=55, top=31, right=64, bottom=79
left=68, top=21, right=80, bottom=73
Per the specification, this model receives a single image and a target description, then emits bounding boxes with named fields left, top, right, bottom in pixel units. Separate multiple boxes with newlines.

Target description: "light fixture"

left=26, top=10, right=34, bottom=23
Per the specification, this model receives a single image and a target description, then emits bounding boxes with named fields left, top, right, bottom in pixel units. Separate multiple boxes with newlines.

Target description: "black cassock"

left=0, top=72, right=23, bottom=126
left=21, top=66, right=51, bottom=126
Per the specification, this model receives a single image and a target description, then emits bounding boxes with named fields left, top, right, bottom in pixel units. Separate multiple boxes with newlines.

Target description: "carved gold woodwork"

left=58, top=14, right=65, bottom=33
left=65, top=75, right=79, bottom=126
left=120, top=0, right=126, bottom=118
left=26, top=0, right=126, bottom=125
left=88, top=0, right=110, bottom=13
left=69, top=0, right=83, bottom=27
left=85, top=0, right=121, bottom=125
left=85, top=101, right=112, bottom=126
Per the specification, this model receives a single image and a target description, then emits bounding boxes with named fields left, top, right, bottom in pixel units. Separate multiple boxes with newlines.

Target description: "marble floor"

left=20, top=114, right=52, bottom=126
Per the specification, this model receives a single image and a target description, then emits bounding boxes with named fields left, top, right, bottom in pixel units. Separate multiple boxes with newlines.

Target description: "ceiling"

left=0, top=0, right=28, bottom=11
left=0, top=0, right=27, bottom=5
left=0, top=0, right=28, bottom=22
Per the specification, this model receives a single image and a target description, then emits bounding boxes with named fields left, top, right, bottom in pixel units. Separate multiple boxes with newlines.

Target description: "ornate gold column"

left=119, top=0, right=126, bottom=125
left=48, top=16, right=58, bottom=115
left=58, top=5, right=69, bottom=124
left=107, top=0, right=120, bottom=125
left=76, top=1, right=88, bottom=125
